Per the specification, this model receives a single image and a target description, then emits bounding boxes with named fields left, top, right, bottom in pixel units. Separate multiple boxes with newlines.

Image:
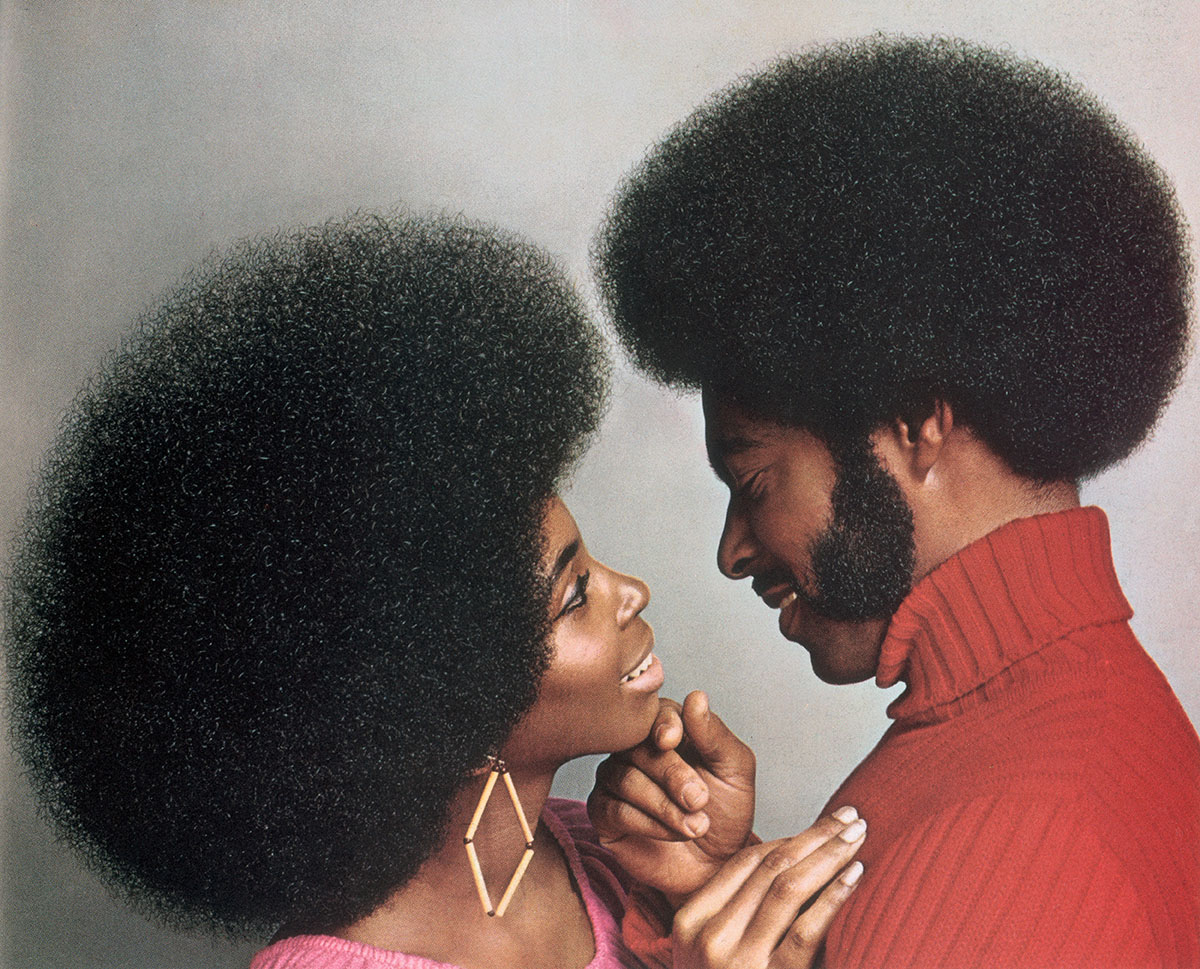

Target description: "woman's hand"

left=672, top=813, right=866, bottom=969
left=588, top=691, right=756, bottom=899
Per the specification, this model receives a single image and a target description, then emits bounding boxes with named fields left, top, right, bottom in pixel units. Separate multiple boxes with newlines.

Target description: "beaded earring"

left=463, top=757, right=536, bottom=917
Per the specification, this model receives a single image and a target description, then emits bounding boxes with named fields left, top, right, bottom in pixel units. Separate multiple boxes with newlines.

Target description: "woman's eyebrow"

left=550, top=539, right=580, bottom=584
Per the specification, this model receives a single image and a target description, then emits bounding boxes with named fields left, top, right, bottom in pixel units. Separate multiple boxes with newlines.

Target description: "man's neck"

left=881, top=422, right=1081, bottom=581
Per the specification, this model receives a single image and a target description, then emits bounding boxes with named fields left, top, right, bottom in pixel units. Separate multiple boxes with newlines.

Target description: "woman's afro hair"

left=595, top=35, right=1192, bottom=480
left=6, top=213, right=609, bottom=936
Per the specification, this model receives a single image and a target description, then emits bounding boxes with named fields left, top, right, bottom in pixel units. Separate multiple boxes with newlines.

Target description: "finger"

left=623, top=742, right=711, bottom=814
left=741, top=818, right=866, bottom=961
left=590, top=758, right=710, bottom=840
left=674, top=839, right=781, bottom=930
left=746, top=806, right=858, bottom=863
left=684, top=814, right=864, bottom=955
left=680, top=691, right=756, bottom=785
left=651, top=698, right=685, bottom=751
left=769, top=861, right=864, bottom=968
left=673, top=833, right=829, bottom=957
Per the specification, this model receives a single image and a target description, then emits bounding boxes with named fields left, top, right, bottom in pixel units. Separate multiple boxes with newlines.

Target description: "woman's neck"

left=332, top=762, right=596, bottom=969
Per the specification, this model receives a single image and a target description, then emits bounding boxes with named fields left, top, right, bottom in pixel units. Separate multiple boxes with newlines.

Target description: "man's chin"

left=780, top=599, right=889, bottom=684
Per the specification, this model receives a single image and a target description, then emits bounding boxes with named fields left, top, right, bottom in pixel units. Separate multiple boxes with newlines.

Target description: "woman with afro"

left=5, top=213, right=867, bottom=969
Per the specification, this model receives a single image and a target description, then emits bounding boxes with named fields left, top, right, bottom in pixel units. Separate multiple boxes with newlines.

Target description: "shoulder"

left=250, top=935, right=444, bottom=969
left=826, top=791, right=1196, bottom=968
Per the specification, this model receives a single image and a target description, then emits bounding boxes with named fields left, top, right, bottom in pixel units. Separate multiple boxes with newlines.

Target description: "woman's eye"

left=562, top=570, right=591, bottom=616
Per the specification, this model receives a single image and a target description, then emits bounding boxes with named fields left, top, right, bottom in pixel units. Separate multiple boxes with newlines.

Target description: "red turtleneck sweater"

left=625, top=508, right=1200, bottom=968
left=820, top=507, right=1200, bottom=968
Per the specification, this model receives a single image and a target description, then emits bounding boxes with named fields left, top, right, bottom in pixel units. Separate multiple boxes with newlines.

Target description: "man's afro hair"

left=5, top=213, right=609, bottom=936
left=595, top=35, right=1192, bottom=481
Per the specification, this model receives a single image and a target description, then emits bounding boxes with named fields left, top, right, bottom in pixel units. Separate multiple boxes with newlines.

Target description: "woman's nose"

left=616, top=572, right=651, bottom=626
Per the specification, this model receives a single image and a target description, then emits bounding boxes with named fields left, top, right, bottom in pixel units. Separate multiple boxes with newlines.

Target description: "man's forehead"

left=701, top=394, right=786, bottom=476
left=702, top=389, right=777, bottom=446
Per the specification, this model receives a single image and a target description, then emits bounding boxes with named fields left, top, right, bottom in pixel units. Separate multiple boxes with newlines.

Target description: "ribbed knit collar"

left=876, top=506, right=1132, bottom=722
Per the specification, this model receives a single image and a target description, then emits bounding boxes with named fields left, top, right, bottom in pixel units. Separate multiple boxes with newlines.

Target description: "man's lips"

left=753, top=576, right=798, bottom=610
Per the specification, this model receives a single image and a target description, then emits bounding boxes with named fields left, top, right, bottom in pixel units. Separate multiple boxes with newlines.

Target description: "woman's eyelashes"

left=556, top=570, right=591, bottom=620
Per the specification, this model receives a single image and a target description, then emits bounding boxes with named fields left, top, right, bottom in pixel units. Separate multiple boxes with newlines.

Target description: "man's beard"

left=803, top=437, right=915, bottom=622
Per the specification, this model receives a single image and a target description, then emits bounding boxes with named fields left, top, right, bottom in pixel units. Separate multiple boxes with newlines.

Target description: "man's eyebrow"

left=549, top=539, right=580, bottom=584
left=717, top=435, right=767, bottom=456
left=706, top=435, right=767, bottom=480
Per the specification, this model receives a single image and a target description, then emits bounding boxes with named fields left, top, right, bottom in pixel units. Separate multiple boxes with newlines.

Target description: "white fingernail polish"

left=832, top=806, right=858, bottom=823
left=839, top=818, right=867, bottom=842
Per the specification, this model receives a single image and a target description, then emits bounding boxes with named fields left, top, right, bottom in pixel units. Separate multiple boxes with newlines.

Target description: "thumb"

left=681, top=690, right=755, bottom=783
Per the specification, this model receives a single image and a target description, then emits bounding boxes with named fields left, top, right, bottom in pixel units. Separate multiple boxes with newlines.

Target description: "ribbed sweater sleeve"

left=825, top=793, right=1159, bottom=969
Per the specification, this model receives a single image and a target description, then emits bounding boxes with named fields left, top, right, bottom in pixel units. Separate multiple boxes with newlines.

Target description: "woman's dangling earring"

left=463, top=756, right=536, bottom=917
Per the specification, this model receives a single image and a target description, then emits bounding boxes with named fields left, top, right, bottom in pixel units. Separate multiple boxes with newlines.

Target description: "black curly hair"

left=595, top=36, right=1192, bottom=481
left=5, top=213, right=609, bottom=937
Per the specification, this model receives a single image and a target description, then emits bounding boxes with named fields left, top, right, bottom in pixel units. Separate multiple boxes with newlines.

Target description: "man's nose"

left=717, top=498, right=756, bottom=579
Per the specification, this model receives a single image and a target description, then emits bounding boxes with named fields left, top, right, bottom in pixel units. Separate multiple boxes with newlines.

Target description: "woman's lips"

left=621, top=651, right=655, bottom=683
left=620, top=644, right=664, bottom=691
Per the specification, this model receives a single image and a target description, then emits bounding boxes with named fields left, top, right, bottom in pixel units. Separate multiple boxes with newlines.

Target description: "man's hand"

left=673, top=813, right=866, bottom=969
left=588, top=690, right=756, bottom=899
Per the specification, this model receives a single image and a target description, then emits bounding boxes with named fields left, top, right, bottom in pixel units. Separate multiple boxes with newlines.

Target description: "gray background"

left=1, top=1, right=1197, bottom=966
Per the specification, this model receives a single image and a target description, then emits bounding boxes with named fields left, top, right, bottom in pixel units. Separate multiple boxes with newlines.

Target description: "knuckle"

left=781, top=922, right=819, bottom=954
left=662, top=758, right=695, bottom=789
left=760, top=849, right=798, bottom=874
left=629, top=744, right=663, bottom=771
left=653, top=788, right=679, bottom=819
left=768, top=869, right=810, bottom=902
left=613, top=798, right=642, bottom=828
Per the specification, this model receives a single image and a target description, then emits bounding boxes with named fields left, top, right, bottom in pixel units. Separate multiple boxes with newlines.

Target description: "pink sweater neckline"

left=250, top=799, right=623, bottom=969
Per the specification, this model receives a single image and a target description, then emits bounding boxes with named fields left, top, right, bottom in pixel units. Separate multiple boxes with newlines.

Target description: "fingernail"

left=682, top=781, right=706, bottom=810
left=839, top=818, right=867, bottom=842
left=840, top=861, right=864, bottom=886
left=685, top=813, right=709, bottom=837
left=832, top=805, right=858, bottom=824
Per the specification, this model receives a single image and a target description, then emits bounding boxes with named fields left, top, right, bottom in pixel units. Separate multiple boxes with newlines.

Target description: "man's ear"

left=875, top=400, right=954, bottom=485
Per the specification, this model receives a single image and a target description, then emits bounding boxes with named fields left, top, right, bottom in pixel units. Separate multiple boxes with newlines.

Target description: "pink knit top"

left=250, top=798, right=647, bottom=969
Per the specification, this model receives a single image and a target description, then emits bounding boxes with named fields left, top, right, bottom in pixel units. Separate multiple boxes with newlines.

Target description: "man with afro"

left=590, top=36, right=1200, bottom=968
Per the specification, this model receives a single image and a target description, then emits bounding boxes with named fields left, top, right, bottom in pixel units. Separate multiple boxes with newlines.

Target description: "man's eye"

left=737, top=471, right=764, bottom=499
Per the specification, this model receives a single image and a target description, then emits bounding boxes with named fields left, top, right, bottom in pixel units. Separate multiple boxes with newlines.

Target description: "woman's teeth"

left=621, top=653, right=655, bottom=684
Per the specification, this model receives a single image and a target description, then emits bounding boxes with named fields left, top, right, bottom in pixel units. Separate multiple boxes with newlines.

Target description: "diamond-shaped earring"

left=463, top=757, right=536, bottom=917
